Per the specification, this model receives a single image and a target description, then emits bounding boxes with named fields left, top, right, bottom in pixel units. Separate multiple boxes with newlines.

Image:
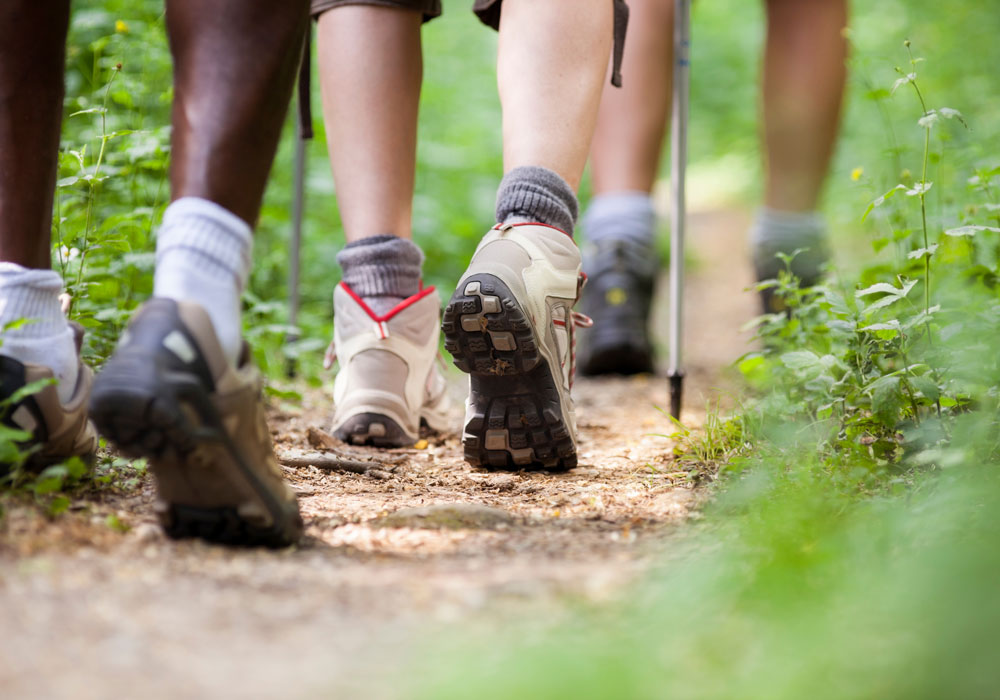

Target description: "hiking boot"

left=325, top=283, right=451, bottom=447
left=90, top=299, right=302, bottom=547
left=442, top=222, right=590, bottom=471
left=0, top=324, right=98, bottom=470
left=577, top=239, right=657, bottom=375
left=753, top=242, right=829, bottom=313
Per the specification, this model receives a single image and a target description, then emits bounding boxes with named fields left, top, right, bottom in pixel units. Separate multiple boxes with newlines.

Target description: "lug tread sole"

left=333, top=412, right=414, bottom=448
left=442, top=273, right=576, bottom=472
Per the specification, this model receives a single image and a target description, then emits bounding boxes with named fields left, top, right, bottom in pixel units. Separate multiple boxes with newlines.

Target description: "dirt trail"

left=0, top=210, right=756, bottom=699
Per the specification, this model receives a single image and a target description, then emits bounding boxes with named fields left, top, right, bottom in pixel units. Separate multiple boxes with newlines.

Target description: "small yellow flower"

left=115, top=20, right=128, bottom=33
left=851, top=167, right=864, bottom=181
left=413, top=439, right=428, bottom=450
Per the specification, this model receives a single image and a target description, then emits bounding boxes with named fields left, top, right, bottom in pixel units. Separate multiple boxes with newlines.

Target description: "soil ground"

left=0, top=210, right=757, bottom=699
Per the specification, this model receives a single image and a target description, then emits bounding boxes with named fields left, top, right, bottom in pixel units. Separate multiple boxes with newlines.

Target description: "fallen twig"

left=279, top=449, right=388, bottom=475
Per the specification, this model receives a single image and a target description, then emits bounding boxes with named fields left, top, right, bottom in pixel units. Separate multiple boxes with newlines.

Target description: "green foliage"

left=58, top=3, right=172, bottom=367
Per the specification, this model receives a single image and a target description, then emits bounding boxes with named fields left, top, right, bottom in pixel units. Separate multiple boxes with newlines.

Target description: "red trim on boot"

left=339, top=282, right=437, bottom=323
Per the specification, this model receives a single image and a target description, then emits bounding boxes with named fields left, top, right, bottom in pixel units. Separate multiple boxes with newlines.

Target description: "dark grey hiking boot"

left=752, top=241, right=830, bottom=313
left=0, top=324, right=98, bottom=470
left=750, top=209, right=830, bottom=313
left=442, top=223, right=589, bottom=472
left=91, top=299, right=303, bottom=547
left=577, top=239, right=658, bottom=376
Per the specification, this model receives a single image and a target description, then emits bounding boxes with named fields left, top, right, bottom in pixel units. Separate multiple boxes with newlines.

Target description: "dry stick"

left=278, top=450, right=388, bottom=475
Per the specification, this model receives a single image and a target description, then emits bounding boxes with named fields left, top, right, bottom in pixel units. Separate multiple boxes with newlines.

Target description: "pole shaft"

left=668, top=0, right=690, bottom=378
left=286, top=100, right=306, bottom=379
left=290, top=117, right=305, bottom=336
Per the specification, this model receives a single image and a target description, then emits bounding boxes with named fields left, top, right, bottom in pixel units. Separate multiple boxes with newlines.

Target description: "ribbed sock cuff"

left=496, top=166, right=579, bottom=236
left=336, top=235, right=424, bottom=300
left=0, top=263, right=68, bottom=339
left=582, top=191, right=657, bottom=249
left=155, top=197, right=253, bottom=290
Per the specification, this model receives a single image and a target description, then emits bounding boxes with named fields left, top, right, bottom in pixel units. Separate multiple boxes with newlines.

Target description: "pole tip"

left=668, top=371, right=685, bottom=421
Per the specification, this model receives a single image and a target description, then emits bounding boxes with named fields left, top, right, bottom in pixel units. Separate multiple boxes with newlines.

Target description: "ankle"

left=750, top=206, right=827, bottom=251
left=0, top=263, right=78, bottom=403
left=496, top=166, right=579, bottom=236
left=337, top=235, right=423, bottom=316
left=582, top=191, right=657, bottom=251
left=153, top=197, right=252, bottom=366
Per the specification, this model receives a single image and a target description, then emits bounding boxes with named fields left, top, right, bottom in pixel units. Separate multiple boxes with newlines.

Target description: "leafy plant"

left=739, top=42, right=998, bottom=481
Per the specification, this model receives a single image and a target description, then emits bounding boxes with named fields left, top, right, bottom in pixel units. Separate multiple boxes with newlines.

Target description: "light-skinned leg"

left=497, top=0, right=614, bottom=191
left=317, top=6, right=423, bottom=244
left=752, top=0, right=848, bottom=300
left=590, top=0, right=673, bottom=196
left=578, top=0, right=670, bottom=375
left=761, top=0, right=848, bottom=212
left=442, top=0, right=614, bottom=470
left=588, top=0, right=847, bottom=210
left=314, top=5, right=446, bottom=447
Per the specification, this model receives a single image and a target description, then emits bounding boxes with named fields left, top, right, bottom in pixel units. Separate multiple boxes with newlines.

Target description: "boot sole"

left=91, top=357, right=302, bottom=548
left=442, top=274, right=576, bottom=471
left=333, top=412, right=414, bottom=448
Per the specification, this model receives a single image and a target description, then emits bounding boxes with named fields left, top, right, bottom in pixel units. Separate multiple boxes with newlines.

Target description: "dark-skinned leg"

left=166, top=0, right=309, bottom=225
left=152, top=0, right=310, bottom=365
left=0, top=1, right=87, bottom=415
left=0, top=0, right=71, bottom=268
left=90, top=0, right=308, bottom=546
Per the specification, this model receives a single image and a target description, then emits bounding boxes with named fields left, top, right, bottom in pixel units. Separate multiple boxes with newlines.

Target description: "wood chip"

left=306, top=426, right=342, bottom=451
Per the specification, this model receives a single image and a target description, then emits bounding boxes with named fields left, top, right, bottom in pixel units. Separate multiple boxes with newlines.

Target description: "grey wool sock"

left=749, top=206, right=830, bottom=283
left=495, top=166, right=579, bottom=236
left=336, top=235, right=424, bottom=316
left=582, top=191, right=657, bottom=251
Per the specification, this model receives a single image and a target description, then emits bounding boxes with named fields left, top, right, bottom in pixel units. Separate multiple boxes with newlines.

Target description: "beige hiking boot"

left=325, top=283, right=451, bottom=447
left=441, top=222, right=591, bottom=471
left=0, top=324, right=98, bottom=469
left=90, top=298, right=303, bottom=547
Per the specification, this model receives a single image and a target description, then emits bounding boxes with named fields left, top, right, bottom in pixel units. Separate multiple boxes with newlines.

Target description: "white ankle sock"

left=153, top=197, right=252, bottom=366
left=0, top=263, right=78, bottom=404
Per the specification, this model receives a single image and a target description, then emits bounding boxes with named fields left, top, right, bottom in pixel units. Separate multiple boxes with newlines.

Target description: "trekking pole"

left=287, top=28, right=314, bottom=379
left=668, top=0, right=691, bottom=421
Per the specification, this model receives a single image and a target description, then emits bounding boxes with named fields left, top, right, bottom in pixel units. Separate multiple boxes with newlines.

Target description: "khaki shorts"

left=310, top=0, right=503, bottom=29
left=310, top=0, right=629, bottom=86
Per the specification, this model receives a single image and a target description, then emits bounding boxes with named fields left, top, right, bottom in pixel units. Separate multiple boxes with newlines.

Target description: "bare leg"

left=166, top=0, right=309, bottom=226
left=313, top=6, right=430, bottom=448
left=0, top=0, right=71, bottom=268
left=316, top=6, right=423, bottom=243
left=762, top=0, right=847, bottom=212
left=576, top=0, right=668, bottom=375
left=590, top=0, right=674, bottom=196
left=497, top=0, right=614, bottom=191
